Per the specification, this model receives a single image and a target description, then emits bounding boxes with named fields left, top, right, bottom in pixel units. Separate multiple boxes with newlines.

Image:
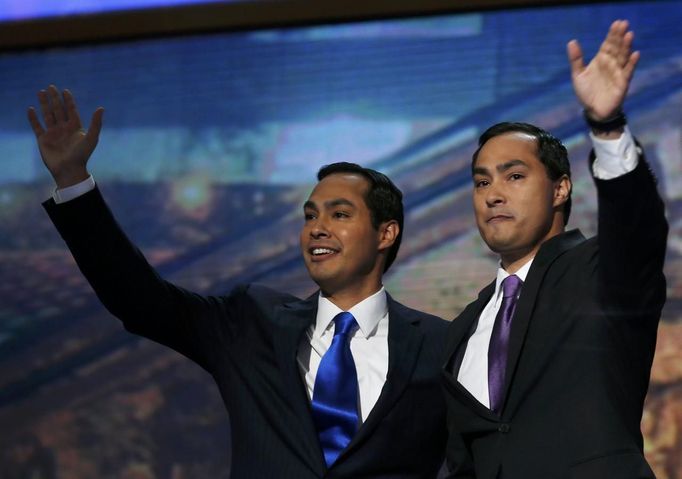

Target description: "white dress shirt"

left=297, top=288, right=389, bottom=423
left=457, top=127, right=640, bottom=408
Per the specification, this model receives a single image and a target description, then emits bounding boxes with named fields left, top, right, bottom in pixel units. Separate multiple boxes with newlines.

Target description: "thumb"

left=85, top=107, right=104, bottom=150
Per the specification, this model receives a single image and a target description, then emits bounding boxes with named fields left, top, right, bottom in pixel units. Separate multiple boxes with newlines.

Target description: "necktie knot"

left=502, top=274, right=522, bottom=299
left=333, top=311, right=358, bottom=337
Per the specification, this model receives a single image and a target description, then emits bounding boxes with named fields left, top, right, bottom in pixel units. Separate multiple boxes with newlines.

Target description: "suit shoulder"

left=555, top=235, right=598, bottom=267
left=389, top=298, right=448, bottom=332
left=232, top=283, right=303, bottom=306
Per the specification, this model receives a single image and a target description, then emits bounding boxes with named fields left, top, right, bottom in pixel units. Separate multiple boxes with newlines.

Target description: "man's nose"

left=310, top=216, right=330, bottom=238
left=485, top=184, right=505, bottom=207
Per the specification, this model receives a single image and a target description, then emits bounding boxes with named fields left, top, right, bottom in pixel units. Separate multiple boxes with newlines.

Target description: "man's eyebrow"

left=472, top=166, right=489, bottom=176
left=325, top=198, right=356, bottom=209
left=303, top=200, right=318, bottom=211
left=303, top=198, right=356, bottom=211
left=497, top=159, right=528, bottom=172
left=472, top=159, right=529, bottom=177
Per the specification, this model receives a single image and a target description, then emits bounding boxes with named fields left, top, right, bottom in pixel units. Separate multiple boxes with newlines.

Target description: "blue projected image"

left=0, top=0, right=237, bottom=22
left=1, top=1, right=682, bottom=477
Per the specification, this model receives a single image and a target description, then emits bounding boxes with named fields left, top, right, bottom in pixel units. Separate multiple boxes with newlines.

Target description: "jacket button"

left=498, top=423, right=510, bottom=433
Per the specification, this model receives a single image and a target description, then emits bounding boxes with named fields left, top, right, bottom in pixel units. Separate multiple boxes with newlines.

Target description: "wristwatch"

left=583, top=109, right=627, bottom=133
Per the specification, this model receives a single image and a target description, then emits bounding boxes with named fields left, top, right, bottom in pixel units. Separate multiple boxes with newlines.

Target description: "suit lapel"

left=441, top=282, right=499, bottom=418
left=502, top=230, right=586, bottom=413
left=272, top=293, right=326, bottom=476
left=337, top=294, right=425, bottom=461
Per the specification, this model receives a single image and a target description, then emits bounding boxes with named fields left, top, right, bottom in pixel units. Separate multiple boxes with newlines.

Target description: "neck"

left=500, top=231, right=563, bottom=274
left=321, top=283, right=383, bottom=311
left=500, top=248, right=536, bottom=274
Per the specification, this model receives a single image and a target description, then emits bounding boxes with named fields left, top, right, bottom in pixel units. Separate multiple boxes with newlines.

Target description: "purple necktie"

left=488, top=274, right=523, bottom=414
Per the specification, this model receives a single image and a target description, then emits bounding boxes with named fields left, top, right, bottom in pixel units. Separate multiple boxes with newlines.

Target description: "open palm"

left=27, top=85, right=103, bottom=188
left=568, top=20, right=639, bottom=120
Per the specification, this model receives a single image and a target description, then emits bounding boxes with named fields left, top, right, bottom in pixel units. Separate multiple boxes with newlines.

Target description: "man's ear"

left=378, top=220, right=399, bottom=251
left=553, top=175, right=572, bottom=208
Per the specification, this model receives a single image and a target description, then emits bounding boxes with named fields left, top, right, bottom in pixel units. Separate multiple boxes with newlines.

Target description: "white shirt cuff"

left=52, top=175, right=96, bottom=204
left=590, top=126, right=640, bottom=180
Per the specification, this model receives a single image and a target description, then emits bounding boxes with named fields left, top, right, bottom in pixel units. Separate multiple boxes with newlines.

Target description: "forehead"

left=308, top=173, right=370, bottom=202
left=474, top=132, right=541, bottom=169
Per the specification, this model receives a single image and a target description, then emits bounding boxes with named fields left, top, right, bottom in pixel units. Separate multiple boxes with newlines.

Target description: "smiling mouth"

left=309, top=247, right=339, bottom=260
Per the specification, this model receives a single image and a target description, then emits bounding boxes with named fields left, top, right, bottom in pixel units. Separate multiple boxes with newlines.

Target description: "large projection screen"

left=1, top=1, right=681, bottom=477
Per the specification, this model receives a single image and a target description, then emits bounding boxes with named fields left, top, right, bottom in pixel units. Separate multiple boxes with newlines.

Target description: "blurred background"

left=1, top=0, right=681, bottom=477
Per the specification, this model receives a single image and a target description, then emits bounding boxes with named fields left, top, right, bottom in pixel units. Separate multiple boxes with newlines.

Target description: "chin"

left=483, top=236, right=518, bottom=255
left=307, top=269, right=336, bottom=289
left=481, top=233, right=507, bottom=250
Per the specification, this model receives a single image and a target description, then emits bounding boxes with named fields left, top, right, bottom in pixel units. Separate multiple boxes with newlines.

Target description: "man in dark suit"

left=442, top=21, right=667, bottom=478
left=28, top=85, right=448, bottom=477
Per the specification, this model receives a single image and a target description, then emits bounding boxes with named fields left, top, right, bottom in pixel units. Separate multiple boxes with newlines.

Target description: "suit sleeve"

left=593, top=143, right=668, bottom=318
left=43, top=186, right=244, bottom=371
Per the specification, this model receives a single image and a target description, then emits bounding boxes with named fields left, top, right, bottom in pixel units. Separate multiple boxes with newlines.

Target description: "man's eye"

left=304, top=213, right=316, bottom=220
left=510, top=173, right=524, bottom=181
left=333, top=211, right=350, bottom=218
left=474, top=179, right=489, bottom=188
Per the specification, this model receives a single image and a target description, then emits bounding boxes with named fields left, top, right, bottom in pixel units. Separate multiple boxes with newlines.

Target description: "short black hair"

left=472, top=122, right=572, bottom=225
left=317, top=162, right=403, bottom=273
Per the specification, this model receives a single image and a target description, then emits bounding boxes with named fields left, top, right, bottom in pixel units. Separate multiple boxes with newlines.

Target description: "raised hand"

left=567, top=19, right=639, bottom=121
left=27, top=85, right=104, bottom=188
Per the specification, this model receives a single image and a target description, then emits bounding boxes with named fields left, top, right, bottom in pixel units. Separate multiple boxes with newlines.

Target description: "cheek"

left=336, top=226, right=359, bottom=243
left=517, top=195, right=551, bottom=229
left=528, top=183, right=553, bottom=206
left=472, top=198, right=487, bottom=225
left=342, top=227, right=374, bottom=255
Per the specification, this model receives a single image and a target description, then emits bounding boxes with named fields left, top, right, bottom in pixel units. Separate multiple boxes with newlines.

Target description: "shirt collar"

left=493, top=258, right=533, bottom=303
left=314, top=287, right=388, bottom=339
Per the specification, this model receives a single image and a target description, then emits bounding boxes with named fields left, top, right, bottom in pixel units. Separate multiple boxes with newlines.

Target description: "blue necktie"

left=311, top=311, right=359, bottom=467
left=488, top=274, right=523, bottom=414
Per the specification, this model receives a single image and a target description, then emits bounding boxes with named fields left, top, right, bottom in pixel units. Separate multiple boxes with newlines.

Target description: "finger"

left=606, top=22, right=633, bottom=68
left=62, top=89, right=83, bottom=129
left=609, top=19, right=627, bottom=41
left=47, top=85, right=68, bottom=123
left=566, top=40, right=585, bottom=78
left=623, top=50, right=640, bottom=84
left=601, top=20, right=626, bottom=58
left=617, top=30, right=635, bottom=67
left=618, top=19, right=629, bottom=34
left=84, top=107, right=105, bottom=149
left=27, top=107, right=45, bottom=138
left=38, top=89, right=56, bottom=127
left=600, top=21, right=617, bottom=52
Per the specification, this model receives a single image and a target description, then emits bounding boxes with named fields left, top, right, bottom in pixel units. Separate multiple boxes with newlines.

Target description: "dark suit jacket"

left=44, top=188, right=448, bottom=479
left=442, top=157, right=668, bottom=479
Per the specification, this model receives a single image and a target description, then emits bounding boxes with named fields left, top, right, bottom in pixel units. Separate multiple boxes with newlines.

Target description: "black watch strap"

left=583, top=109, right=627, bottom=133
